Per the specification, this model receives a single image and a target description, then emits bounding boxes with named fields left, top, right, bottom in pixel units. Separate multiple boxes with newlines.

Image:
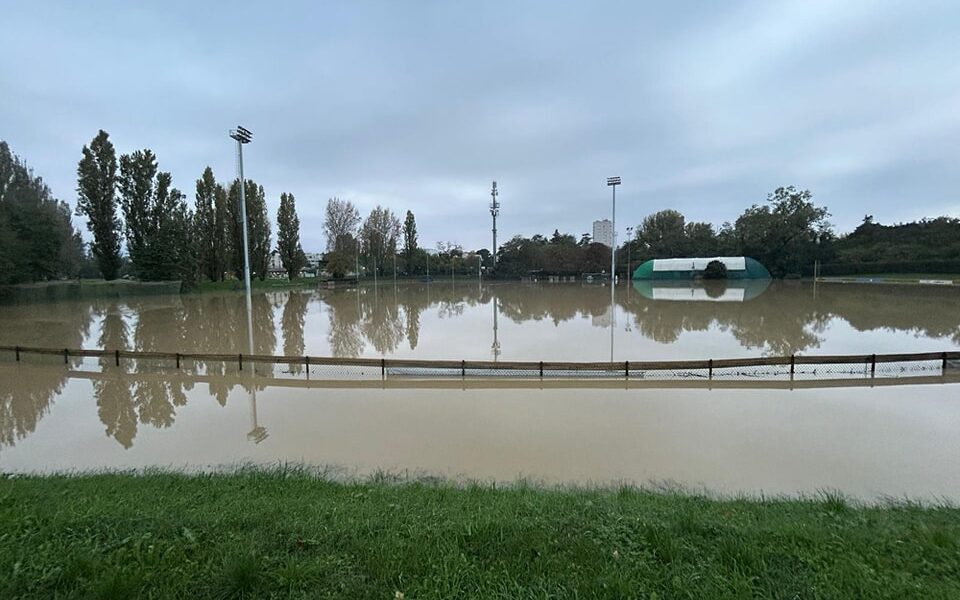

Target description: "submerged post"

left=871, top=354, right=876, bottom=378
left=15, top=346, right=20, bottom=362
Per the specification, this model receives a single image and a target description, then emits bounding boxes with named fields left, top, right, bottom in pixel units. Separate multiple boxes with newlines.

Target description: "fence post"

left=382, top=358, right=386, bottom=380
left=539, top=361, right=544, bottom=378
left=461, top=359, right=466, bottom=378
left=708, top=359, right=713, bottom=380
left=115, top=349, right=120, bottom=367
left=238, top=353, right=243, bottom=371
left=790, top=355, right=796, bottom=379
left=624, top=360, right=629, bottom=378
left=175, top=353, right=181, bottom=369
left=870, top=354, right=876, bottom=378
left=15, top=346, right=20, bottom=362
left=63, top=348, right=68, bottom=364
left=942, top=352, right=948, bottom=373
left=305, top=355, right=310, bottom=374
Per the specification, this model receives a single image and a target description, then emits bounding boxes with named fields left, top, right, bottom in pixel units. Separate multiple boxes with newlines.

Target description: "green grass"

left=1, top=469, right=959, bottom=598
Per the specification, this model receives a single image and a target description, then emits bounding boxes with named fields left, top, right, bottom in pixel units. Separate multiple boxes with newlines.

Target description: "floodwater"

left=1, top=280, right=959, bottom=500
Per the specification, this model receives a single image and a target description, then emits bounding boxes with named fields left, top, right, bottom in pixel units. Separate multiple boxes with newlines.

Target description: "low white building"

left=592, top=219, right=613, bottom=247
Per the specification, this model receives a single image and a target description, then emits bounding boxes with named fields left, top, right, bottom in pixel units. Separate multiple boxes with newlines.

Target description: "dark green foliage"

left=195, top=167, right=230, bottom=282
left=228, top=180, right=271, bottom=281
left=1, top=471, right=959, bottom=598
left=403, top=210, right=417, bottom=272
left=0, top=142, right=83, bottom=284
left=727, top=186, right=834, bottom=277
left=833, top=216, right=960, bottom=264
left=117, top=150, right=195, bottom=282
left=75, top=130, right=122, bottom=280
left=702, top=259, right=728, bottom=279
left=495, top=234, right=611, bottom=277
left=276, top=192, right=306, bottom=280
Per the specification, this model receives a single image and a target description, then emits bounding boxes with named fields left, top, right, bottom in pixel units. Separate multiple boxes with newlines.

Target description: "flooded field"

left=2, top=281, right=959, bottom=499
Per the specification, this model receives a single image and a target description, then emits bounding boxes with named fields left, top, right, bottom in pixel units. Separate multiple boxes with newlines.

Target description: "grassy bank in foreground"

left=1, top=472, right=958, bottom=599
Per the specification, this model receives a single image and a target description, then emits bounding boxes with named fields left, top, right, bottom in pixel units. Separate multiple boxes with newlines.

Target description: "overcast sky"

left=2, top=1, right=959, bottom=252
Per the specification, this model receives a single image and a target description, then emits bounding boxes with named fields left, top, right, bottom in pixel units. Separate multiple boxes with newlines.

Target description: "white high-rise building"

left=592, top=219, right=613, bottom=247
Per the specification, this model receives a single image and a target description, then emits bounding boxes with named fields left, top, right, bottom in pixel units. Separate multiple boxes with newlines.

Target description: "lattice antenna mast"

left=489, top=181, right=499, bottom=265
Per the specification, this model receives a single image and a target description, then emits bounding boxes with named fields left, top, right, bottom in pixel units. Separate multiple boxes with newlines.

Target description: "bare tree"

left=323, top=197, right=360, bottom=252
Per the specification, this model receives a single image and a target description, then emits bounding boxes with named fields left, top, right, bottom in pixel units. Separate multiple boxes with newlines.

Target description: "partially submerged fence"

left=2, top=344, right=959, bottom=383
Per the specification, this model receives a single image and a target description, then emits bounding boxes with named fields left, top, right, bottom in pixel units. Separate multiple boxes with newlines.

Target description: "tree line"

left=323, top=185, right=960, bottom=280
left=1, top=131, right=308, bottom=285
left=6, top=133, right=958, bottom=286
left=0, top=142, right=84, bottom=284
left=75, top=130, right=307, bottom=283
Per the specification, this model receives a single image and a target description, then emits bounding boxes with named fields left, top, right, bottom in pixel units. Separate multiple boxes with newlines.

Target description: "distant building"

left=592, top=219, right=613, bottom=247
left=268, top=250, right=325, bottom=277
left=303, top=252, right=323, bottom=271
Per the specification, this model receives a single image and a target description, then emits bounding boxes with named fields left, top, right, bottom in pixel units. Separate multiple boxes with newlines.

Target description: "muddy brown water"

left=1, top=280, right=959, bottom=500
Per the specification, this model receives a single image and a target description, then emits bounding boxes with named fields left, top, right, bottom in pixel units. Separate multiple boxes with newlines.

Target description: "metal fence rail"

left=1, top=344, right=958, bottom=382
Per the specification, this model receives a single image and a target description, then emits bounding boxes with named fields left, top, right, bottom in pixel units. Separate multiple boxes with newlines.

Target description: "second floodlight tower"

left=607, top=176, right=621, bottom=282
left=490, top=181, right=499, bottom=265
left=229, top=126, right=253, bottom=293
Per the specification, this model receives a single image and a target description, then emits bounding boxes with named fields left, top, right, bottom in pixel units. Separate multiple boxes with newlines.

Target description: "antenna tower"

left=490, top=181, right=499, bottom=265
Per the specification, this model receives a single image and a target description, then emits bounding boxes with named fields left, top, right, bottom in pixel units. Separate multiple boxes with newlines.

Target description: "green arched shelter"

left=632, top=257, right=771, bottom=280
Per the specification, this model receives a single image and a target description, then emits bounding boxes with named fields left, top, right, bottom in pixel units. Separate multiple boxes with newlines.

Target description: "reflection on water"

left=634, top=279, right=772, bottom=302
left=2, top=282, right=960, bottom=497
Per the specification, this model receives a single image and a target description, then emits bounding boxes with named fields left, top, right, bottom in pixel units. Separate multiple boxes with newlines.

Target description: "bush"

left=702, top=260, right=727, bottom=279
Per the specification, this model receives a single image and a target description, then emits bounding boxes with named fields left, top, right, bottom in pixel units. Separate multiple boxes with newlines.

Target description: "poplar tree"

left=276, top=192, right=306, bottom=280
left=228, top=179, right=271, bottom=280
left=403, top=210, right=418, bottom=272
left=117, top=150, right=195, bottom=281
left=194, top=167, right=225, bottom=281
left=75, top=130, right=121, bottom=280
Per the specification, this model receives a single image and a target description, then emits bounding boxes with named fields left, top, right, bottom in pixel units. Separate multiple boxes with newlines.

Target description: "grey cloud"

left=1, top=0, right=958, bottom=253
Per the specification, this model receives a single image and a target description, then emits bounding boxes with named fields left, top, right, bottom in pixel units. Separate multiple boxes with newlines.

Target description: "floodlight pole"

left=607, top=176, right=621, bottom=362
left=230, top=126, right=254, bottom=358
left=607, top=177, right=620, bottom=284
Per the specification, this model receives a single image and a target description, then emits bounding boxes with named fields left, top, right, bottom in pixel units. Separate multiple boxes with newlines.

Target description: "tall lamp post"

left=625, top=226, right=634, bottom=284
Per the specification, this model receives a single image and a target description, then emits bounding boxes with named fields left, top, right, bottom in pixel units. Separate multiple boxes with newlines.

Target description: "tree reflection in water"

left=0, top=301, right=91, bottom=450
left=2, top=281, right=960, bottom=452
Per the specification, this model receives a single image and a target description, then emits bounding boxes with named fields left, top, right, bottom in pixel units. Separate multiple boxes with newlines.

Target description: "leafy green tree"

left=276, top=192, right=306, bottom=280
left=361, top=206, right=401, bottom=275
left=684, top=222, right=719, bottom=257
left=228, top=179, right=271, bottom=280
left=731, top=186, right=832, bottom=276
left=76, top=130, right=121, bottom=279
left=117, top=151, right=194, bottom=281
left=0, top=141, right=83, bottom=283
left=403, top=210, right=418, bottom=272
left=117, top=149, right=158, bottom=275
left=194, top=167, right=228, bottom=281
left=636, top=209, right=687, bottom=259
